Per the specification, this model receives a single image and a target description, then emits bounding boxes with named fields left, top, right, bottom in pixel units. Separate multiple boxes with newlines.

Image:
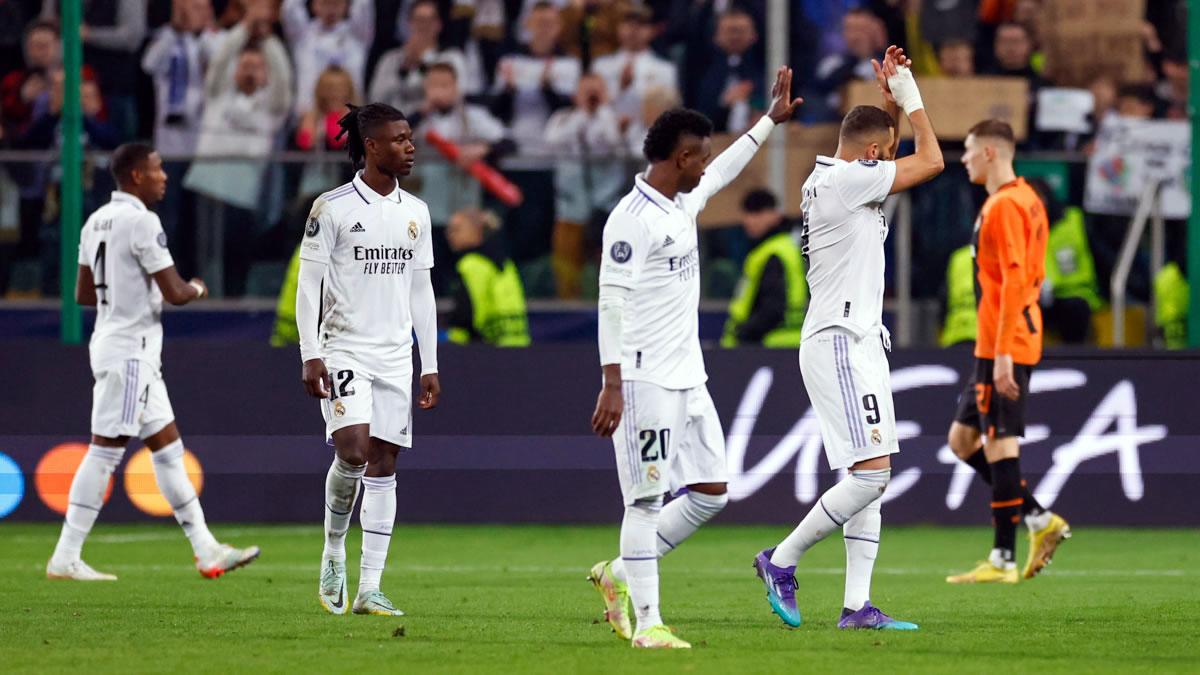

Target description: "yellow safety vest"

left=721, top=232, right=807, bottom=348
left=941, top=245, right=977, bottom=347
left=449, top=252, right=531, bottom=347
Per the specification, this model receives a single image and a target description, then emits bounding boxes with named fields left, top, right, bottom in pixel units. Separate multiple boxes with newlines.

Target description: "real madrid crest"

left=647, top=465, right=660, bottom=482
left=408, top=220, right=419, bottom=240
left=334, top=401, right=346, bottom=417
left=871, top=428, right=882, bottom=446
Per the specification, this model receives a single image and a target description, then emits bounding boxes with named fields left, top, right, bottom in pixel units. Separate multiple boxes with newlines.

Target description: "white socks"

left=323, top=456, right=365, bottom=560
left=842, top=497, right=881, bottom=611
left=52, top=444, right=124, bottom=562
left=610, top=491, right=728, bottom=583
left=358, top=474, right=396, bottom=594
left=151, top=439, right=219, bottom=557
left=771, top=469, right=890, bottom=567
left=620, top=498, right=663, bottom=632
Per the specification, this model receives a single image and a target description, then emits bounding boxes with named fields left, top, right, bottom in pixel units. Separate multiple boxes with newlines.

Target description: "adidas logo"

left=350, top=222, right=365, bottom=233
left=664, top=235, right=675, bottom=246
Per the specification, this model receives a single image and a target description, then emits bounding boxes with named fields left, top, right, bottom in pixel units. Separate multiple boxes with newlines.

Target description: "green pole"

left=59, top=0, right=83, bottom=344
left=1189, top=0, right=1200, bottom=347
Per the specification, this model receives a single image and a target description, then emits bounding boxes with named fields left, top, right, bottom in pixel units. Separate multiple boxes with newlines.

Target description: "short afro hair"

left=642, top=108, right=714, bottom=162
left=110, top=142, right=157, bottom=186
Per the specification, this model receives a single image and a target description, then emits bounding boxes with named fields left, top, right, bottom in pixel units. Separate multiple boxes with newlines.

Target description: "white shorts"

left=799, top=327, right=899, bottom=470
left=320, top=358, right=413, bottom=448
left=613, top=381, right=727, bottom=506
left=91, top=359, right=174, bottom=439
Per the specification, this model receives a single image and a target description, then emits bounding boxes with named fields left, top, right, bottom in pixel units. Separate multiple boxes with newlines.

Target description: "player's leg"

left=609, top=387, right=728, bottom=582
left=949, top=398, right=1051, bottom=524
left=320, top=364, right=373, bottom=614
left=142, top=419, right=259, bottom=578
left=47, top=434, right=125, bottom=581
left=351, top=372, right=411, bottom=617
left=322, top=423, right=370, bottom=614
left=595, top=382, right=689, bottom=648
left=49, top=361, right=139, bottom=580
left=352, top=436, right=403, bottom=616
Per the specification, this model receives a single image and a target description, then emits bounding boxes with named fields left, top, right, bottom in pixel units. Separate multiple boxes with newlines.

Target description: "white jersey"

left=299, top=171, right=434, bottom=374
left=78, top=191, right=175, bottom=371
left=598, top=175, right=714, bottom=390
left=799, top=155, right=897, bottom=340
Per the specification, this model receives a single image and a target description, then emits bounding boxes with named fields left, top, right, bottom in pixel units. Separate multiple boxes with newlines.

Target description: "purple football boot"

left=838, top=601, right=919, bottom=631
left=753, top=548, right=801, bottom=627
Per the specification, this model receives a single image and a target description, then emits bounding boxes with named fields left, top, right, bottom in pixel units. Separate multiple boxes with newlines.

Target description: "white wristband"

left=887, top=66, right=925, bottom=116
left=189, top=280, right=206, bottom=299
left=746, top=116, right=776, bottom=146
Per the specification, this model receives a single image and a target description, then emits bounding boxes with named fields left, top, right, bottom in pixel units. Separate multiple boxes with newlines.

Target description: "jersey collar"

left=814, top=154, right=842, bottom=168
left=633, top=174, right=676, bottom=213
left=110, top=191, right=147, bottom=211
left=352, top=171, right=402, bottom=204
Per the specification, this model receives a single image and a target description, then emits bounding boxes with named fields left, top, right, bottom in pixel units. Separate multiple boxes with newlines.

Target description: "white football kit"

left=599, top=125, right=770, bottom=504
left=798, top=156, right=900, bottom=470
left=299, top=172, right=435, bottom=447
left=78, top=191, right=177, bottom=439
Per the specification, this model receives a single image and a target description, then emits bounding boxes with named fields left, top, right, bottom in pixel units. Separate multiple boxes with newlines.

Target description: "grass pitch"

left=0, top=523, right=1196, bottom=674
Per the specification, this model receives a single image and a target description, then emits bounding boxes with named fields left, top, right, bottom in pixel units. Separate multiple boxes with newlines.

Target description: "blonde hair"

left=314, top=66, right=359, bottom=113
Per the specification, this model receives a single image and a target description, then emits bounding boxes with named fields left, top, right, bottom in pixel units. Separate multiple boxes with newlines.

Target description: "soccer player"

left=945, top=120, right=1070, bottom=584
left=48, top=143, right=260, bottom=581
left=295, top=103, right=440, bottom=617
left=588, top=67, right=803, bottom=649
left=752, top=46, right=942, bottom=630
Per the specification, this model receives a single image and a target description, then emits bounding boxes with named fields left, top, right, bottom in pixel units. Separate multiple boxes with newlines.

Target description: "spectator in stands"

left=2, top=21, right=93, bottom=137
left=413, top=61, right=512, bottom=290
left=937, top=38, right=974, bottom=78
left=1031, top=177, right=1101, bottom=345
left=1116, top=83, right=1157, bottom=120
left=1158, top=56, right=1188, bottom=120
left=369, top=0, right=472, bottom=117
left=622, top=82, right=680, bottom=156
left=281, top=0, right=373, bottom=117
left=807, top=7, right=882, bottom=122
left=544, top=72, right=625, bottom=298
left=184, top=11, right=292, bottom=296
left=142, top=0, right=219, bottom=158
left=445, top=207, right=531, bottom=346
left=985, top=21, right=1041, bottom=83
left=558, top=0, right=628, bottom=69
left=294, top=66, right=357, bottom=197
left=141, top=0, right=220, bottom=279
left=13, top=69, right=118, bottom=295
left=591, top=6, right=677, bottom=131
left=720, top=189, right=807, bottom=349
left=490, top=0, right=580, bottom=264
left=39, top=0, right=146, bottom=141
left=694, top=7, right=765, bottom=132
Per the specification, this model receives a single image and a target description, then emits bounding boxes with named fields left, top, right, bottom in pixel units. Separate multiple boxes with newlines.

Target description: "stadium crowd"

left=0, top=0, right=1190, bottom=345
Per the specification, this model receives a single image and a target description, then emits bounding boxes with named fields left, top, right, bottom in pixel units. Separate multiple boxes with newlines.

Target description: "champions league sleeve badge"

left=610, top=241, right=633, bottom=263
left=305, top=217, right=320, bottom=238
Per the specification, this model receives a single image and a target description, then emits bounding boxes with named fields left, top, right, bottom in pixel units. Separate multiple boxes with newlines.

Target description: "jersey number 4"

left=639, top=428, right=670, bottom=463
left=93, top=241, right=109, bottom=305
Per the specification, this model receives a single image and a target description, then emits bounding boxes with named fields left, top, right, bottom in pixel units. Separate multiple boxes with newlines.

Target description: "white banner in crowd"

left=1084, top=116, right=1191, bottom=219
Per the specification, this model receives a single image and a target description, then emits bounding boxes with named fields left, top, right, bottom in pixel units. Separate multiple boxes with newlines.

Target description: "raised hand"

left=766, top=65, right=803, bottom=124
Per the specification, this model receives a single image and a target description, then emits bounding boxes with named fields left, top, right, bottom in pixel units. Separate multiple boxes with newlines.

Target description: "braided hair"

left=335, top=103, right=408, bottom=169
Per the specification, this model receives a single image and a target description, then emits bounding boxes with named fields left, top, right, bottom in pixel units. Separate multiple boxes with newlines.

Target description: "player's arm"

left=75, top=265, right=97, bottom=306
left=592, top=210, right=649, bottom=437
left=873, top=48, right=944, bottom=194
left=410, top=267, right=440, bottom=409
left=593, top=283, right=629, bottom=437
left=873, top=47, right=903, bottom=162
left=151, top=266, right=207, bottom=305
left=689, top=66, right=802, bottom=209
left=990, top=198, right=1029, bottom=400
left=297, top=200, right=338, bottom=399
left=133, top=214, right=205, bottom=305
